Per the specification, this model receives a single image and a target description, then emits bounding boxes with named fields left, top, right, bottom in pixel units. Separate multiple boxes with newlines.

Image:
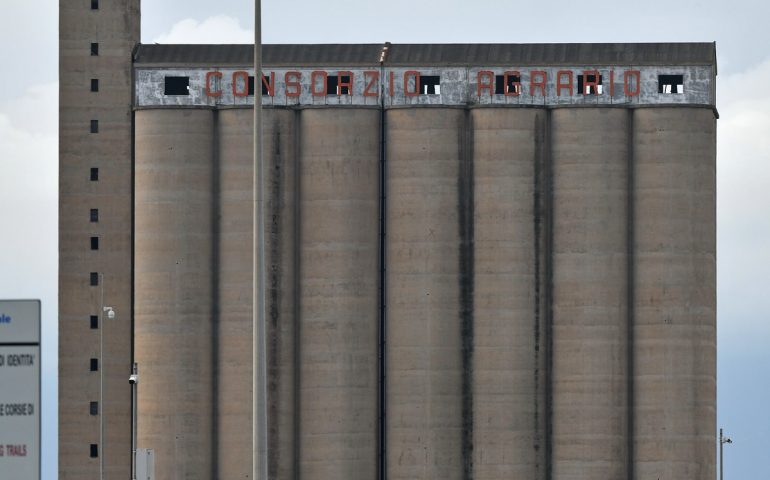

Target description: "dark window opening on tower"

left=90, top=444, right=98, bottom=458
left=495, top=75, right=522, bottom=95
left=164, top=76, right=190, bottom=96
left=246, top=76, right=271, bottom=96
left=90, top=272, right=99, bottom=286
left=420, top=76, right=441, bottom=95
left=90, top=209, right=99, bottom=222
left=659, top=74, right=684, bottom=94
left=91, top=0, right=99, bottom=9
left=577, top=74, right=603, bottom=95
left=90, top=120, right=99, bottom=133
left=90, top=315, right=99, bottom=329
left=89, top=402, right=99, bottom=415
left=91, top=79, right=99, bottom=92
left=90, top=168, right=99, bottom=181
left=90, top=358, right=98, bottom=372
left=90, top=237, right=99, bottom=250
left=90, top=43, right=99, bottom=56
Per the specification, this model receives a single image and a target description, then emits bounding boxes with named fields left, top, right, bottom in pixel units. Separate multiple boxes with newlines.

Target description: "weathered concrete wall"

left=135, top=66, right=714, bottom=108
left=632, top=108, right=716, bottom=479
left=130, top=103, right=716, bottom=480
left=59, top=1, right=138, bottom=478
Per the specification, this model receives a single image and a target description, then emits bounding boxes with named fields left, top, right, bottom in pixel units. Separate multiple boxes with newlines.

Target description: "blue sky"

left=1, top=0, right=769, bottom=477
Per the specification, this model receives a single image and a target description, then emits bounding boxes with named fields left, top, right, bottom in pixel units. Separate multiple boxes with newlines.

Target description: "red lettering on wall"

left=364, top=71, right=379, bottom=97
left=262, top=72, right=275, bottom=97
left=610, top=70, right=615, bottom=97
left=389, top=71, right=395, bottom=97
left=504, top=71, right=521, bottom=96
left=285, top=71, right=301, bottom=98
left=232, top=71, right=249, bottom=97
left=311, top=71, right=328, bottom=96
left=338, top=71, right=354, bottom=95
left=404, top=70, right=421, bottom=97
left=624, top=70, right=641, bottom=97
left=556, top=70, right=573, bottom=96
left=583, top=69, right=600, bottom=95
left=530, top=70, right=547, bottom=97
left=205, top=71, right=222, bottom=97
left=477, top=71, right=495, bottom=96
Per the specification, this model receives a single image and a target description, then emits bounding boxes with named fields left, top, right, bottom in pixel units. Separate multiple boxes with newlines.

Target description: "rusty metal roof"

left=134, top=43, right=717, bottom=67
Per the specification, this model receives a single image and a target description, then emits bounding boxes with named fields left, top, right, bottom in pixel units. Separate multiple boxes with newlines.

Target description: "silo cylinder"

left=297, top=108, right=380, bottom=479
left=135, top=108, right=216, bottom=480
left=550, top=108, right=629, bottom=479
left=632, top=107, right=716, bottom=480
left=471, top=108, right=547, bottom=480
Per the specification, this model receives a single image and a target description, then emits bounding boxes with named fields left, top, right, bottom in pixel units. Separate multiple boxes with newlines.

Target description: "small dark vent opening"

left=164, top=76, right=190, bottom=96
left=90, top=209, right=99, bottom=223
left=89, top=401, right=99, bottom=415
left=90, top=168, right=99, bottom=181
left=90, top=79, right=99, bottom=92
left=577, top=74, right=603, bottom=95
left=90, top=358, right=99, bottom=371
left=90, top=237, right=99, bottom=250
left=90, top=444, right=98, bottom=458
left=247, top=76, right=271, bottom=96
left=495, top=75, right=522, bottom=95
left=659, top=74, right=684, bottom=94
left=90, top=315, right=99, bottom=329
left=90, top=43, right=99, bottom=56
left=420, top=76, right=441, bottom=95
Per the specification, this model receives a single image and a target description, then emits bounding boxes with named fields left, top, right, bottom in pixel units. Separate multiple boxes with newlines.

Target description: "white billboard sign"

left=0, top=300, right=40, bottom=480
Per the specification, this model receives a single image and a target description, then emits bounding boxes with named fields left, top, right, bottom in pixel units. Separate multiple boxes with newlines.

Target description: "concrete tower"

left=59, top=0, right=139, bottom=478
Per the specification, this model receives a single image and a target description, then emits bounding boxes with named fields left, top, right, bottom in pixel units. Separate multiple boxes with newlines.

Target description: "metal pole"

left=131, top=362, right=138, bottom=480
left=99, top=273, right=105, bottom=480
left=253, top=0, right=268, bottom=478
left=720, top=428, right=723, bottom=480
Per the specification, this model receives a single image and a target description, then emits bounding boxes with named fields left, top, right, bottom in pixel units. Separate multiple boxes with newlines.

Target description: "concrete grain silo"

left=59, top=12, right=718, bottom=478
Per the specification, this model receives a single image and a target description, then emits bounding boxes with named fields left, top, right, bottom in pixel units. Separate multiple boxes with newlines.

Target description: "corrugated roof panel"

left=134, top=43, right=717, bottom=67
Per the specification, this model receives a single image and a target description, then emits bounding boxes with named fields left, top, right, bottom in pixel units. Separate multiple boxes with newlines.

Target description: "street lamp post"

left=99, top=273, right=115, bottom=480
left=720, top=427, right=733, bottom=480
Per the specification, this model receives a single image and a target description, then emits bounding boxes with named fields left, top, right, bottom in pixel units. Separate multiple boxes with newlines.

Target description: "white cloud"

left=152, top=15, right=253, bottom=44
left=716, top=58, right=770, bottom=350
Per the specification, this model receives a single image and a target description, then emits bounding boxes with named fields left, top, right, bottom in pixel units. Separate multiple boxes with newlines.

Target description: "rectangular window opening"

left=658, top=74, right=684, bottom=94
left=420, top=76, right=441, bottom=95
left=90, top=358, right=99, bottom=371
left=91, top=0, right=99, bottom=9
left=494, top=75, right=522, bottom=95
left=90, top=444, right=99, bottom=458
left=90, top=272, right=99, bottom=286
left=90, top=236, right=99, bottom=250
left=90, top=120, right=99, bottom=133
left=164, top=76, right=190, bottom=96
left=90, top=43, right=99, bottom=56
left=90, top=79, right=99, bottom=92
left=90, top=168, right=99, bottom=181
left=90, top=209, right=99, bottom=223
left=90, top=315, right=99, bottom=329
left=89, top=401, right=99, bottom=415
left=326, top=75, right=339, bottom=95
left=577, top=74, right=603, bottom=95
